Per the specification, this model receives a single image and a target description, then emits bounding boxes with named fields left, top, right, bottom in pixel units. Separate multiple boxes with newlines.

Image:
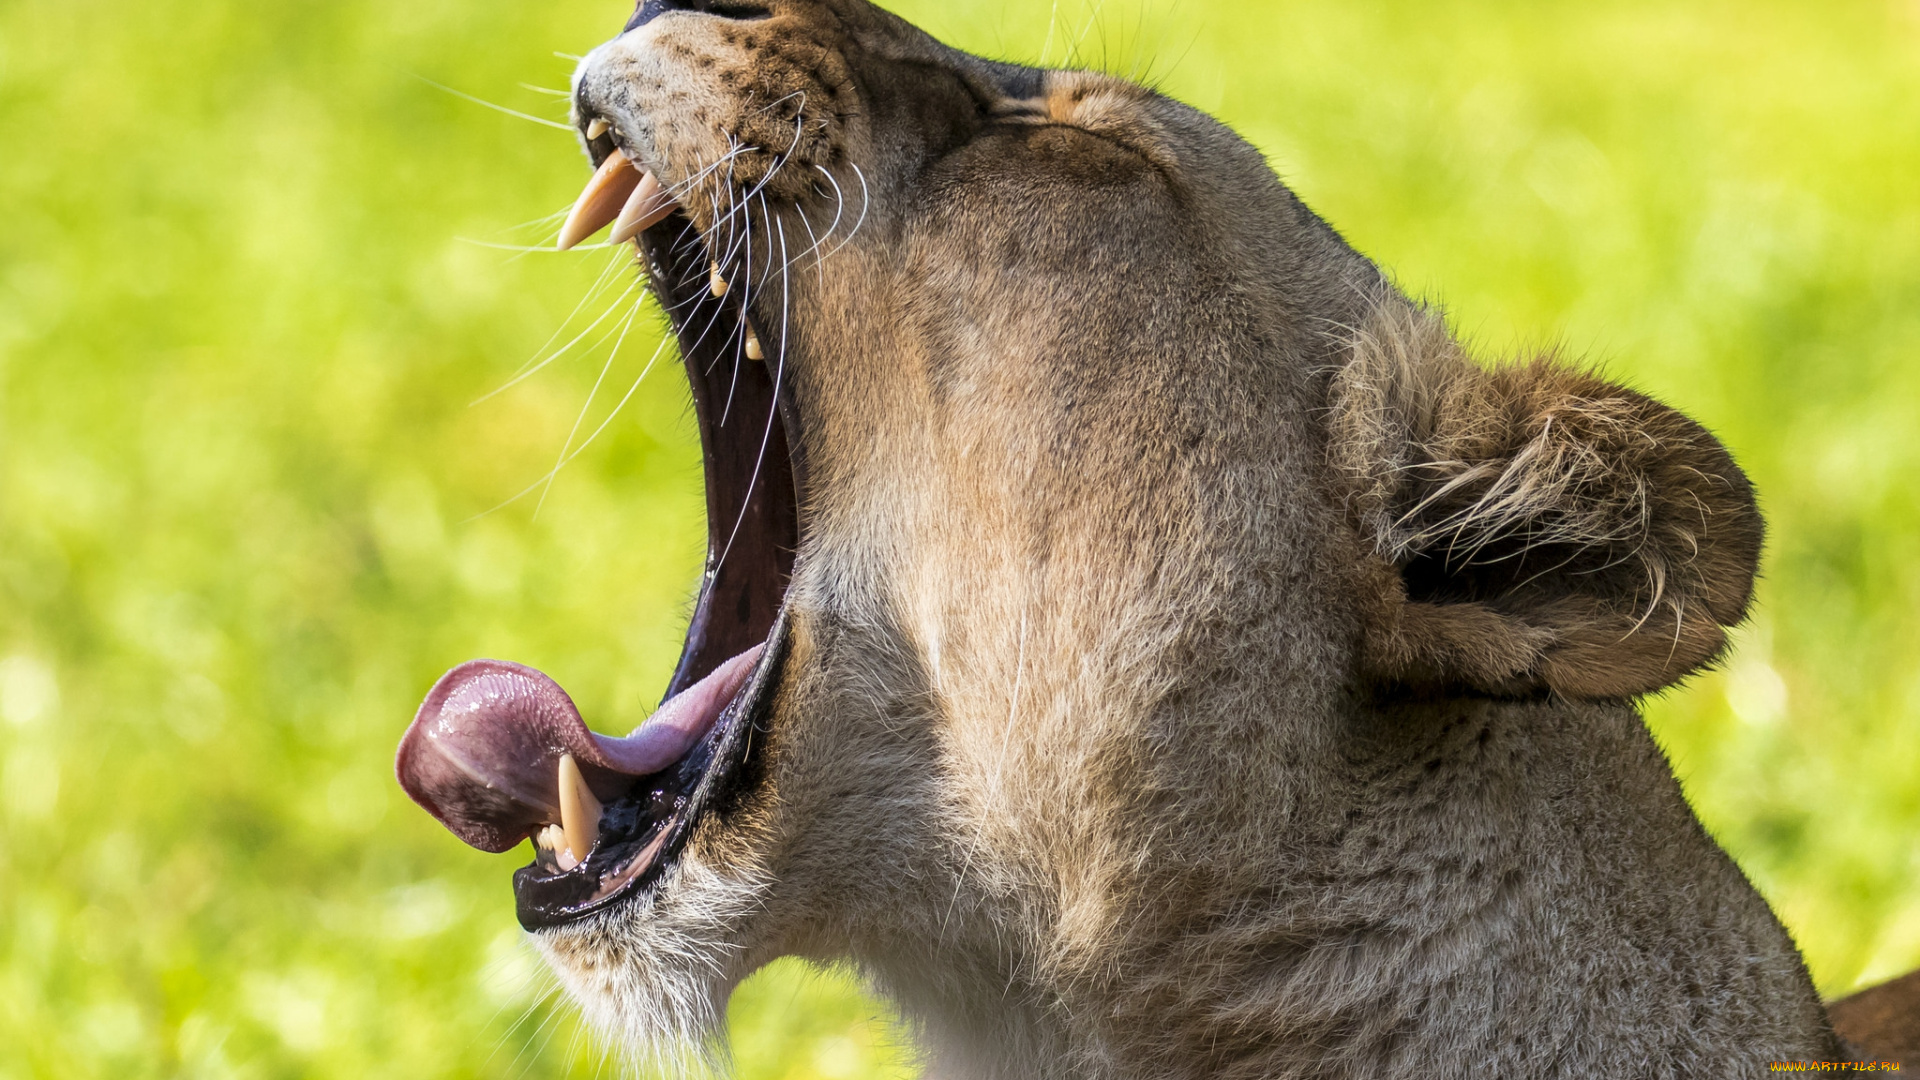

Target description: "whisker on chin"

left=516, top=998, right=572, bottom=1080
left=475, top=942, right=566, bottom=1075
left=481, top=969, right=569, bottom=1079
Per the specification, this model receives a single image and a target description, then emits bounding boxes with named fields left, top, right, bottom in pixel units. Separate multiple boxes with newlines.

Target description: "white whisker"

left=480, top=254, right=628, bottom=402
left=533, top=295, right=645, bottom=517
left=470, top=325, right=674, bottom=522
left=811, top=165, right=849, bottom=264
left=411, top=73, right=576, bottom=131
left=474, top=268, right=639, bottom=405
left=457, top=237, right=623, bottom=253
left=711, top=204, right=791, bottom=577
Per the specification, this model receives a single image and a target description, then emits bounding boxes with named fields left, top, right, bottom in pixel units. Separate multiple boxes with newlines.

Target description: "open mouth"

left=395, top=122, right=802, bottom=931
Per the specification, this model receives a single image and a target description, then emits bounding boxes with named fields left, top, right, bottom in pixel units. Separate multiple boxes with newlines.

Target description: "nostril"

left=626, top=0, right=771, bottom=32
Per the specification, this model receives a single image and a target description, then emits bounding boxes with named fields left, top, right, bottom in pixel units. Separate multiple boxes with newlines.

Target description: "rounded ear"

left=1329, top=302, right=1764, bottom=700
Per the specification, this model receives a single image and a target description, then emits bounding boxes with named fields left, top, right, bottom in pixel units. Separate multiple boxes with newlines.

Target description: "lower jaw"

left=512, top=608, right=790, bottom=930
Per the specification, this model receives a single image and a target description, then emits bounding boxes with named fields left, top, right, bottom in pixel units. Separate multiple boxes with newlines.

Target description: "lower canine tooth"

left=744, top=327, right=764, bottom=362
left=557, top=753, right=603, bottom=863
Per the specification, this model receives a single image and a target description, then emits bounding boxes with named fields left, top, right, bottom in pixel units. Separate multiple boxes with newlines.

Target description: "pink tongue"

left=394, top=646, right=763, bottom=853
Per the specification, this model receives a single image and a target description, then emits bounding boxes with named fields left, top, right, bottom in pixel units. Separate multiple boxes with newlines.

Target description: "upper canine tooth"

left=609, top=169, right=678, bottom=244
left=585, top=117, right=611, bottom=140
left=556, top=753, right=603, bottom=863
left=709, top=262, right=728, bottom=297
left=558, top=148, right=644, bottom=250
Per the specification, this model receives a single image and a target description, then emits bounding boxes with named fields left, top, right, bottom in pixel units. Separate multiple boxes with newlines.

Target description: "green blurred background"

left=0, top=0, right=1915, bottom=1074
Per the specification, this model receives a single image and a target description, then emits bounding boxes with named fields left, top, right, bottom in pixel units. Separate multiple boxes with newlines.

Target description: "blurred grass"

left=0, top=0, right=1914, bottom=1075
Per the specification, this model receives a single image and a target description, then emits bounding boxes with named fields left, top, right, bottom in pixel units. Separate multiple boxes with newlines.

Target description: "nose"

left=624, top=0, right=770, bottom=33
left=624, top=0, right=671, bottom=30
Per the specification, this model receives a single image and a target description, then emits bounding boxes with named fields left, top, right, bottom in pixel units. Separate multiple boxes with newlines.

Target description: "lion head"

left=397, top=0, right=1841, bottom=1073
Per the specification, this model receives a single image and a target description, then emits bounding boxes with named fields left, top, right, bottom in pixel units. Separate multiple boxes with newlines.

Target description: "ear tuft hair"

left=1330, top=301, right=1764, bottom=699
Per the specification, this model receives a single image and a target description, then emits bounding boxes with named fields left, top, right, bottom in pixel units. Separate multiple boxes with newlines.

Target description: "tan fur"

left=1331, top=301, right=1764, bottom=699
left=543, top=2, right=1849, bottom=1075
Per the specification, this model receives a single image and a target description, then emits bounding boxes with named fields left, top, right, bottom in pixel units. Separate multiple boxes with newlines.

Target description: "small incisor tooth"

left=557, top=753, right=602, bottom=864
left=744, top=326, right=764, bottom=362
left=609, top=169, right=677, bottom=244
left=709, top=263, right=728, bottom=297
left=585, top=117, right=611, bottom=140
left=558, top=148, right=643, bottom=250
left=536, top=824, right=577, bottom=872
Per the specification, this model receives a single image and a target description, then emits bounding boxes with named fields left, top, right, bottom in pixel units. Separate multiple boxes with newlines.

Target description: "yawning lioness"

left=396, top=0, right=1906, bottom=1073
